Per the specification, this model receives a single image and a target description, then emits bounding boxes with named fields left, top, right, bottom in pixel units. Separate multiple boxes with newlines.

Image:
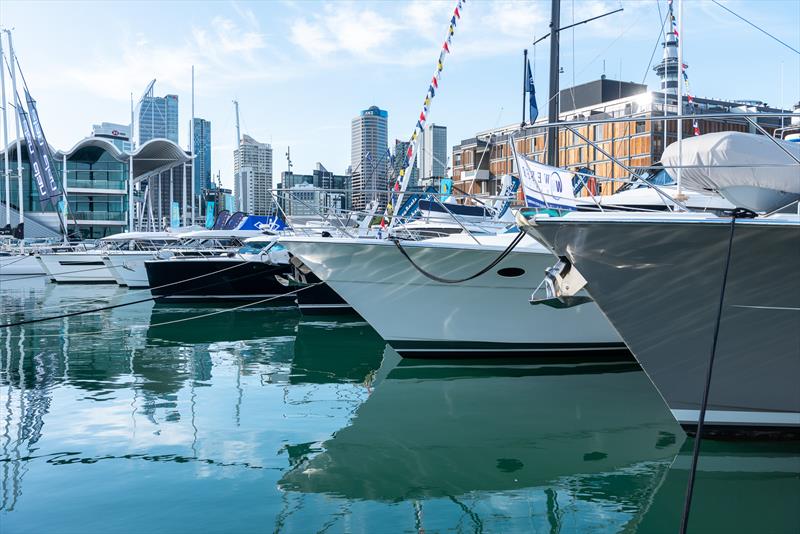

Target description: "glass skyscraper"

left=350, top=106, right=388, bottom=210
left=137, top=94, right=179, bottom=145
left=419, top=124, right=447, bottom=182
left=193, top=118, right=211, bottom=191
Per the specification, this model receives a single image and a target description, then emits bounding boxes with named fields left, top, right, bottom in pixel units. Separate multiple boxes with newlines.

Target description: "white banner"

left=515, top=153, right=577, bottom=211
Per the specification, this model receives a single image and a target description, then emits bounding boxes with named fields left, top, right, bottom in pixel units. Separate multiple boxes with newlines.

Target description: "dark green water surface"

left=1, top=279, right=798, bottom=533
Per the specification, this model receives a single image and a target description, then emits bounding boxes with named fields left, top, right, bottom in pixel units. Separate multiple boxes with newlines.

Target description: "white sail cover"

left=662, top=132, right=800, bottom=211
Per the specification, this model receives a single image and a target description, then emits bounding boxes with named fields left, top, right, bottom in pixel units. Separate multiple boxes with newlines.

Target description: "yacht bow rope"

left=385, top=0, right=466, bottom=233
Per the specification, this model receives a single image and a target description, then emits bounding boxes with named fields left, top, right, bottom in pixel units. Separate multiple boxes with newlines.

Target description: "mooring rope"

left=1, top=261, right=288, bottom=328
left=679, top=207, right=755, bottom=534
left=3, top=283, right=322, bottom=340
left=390, top=231, right=526, bottom=284
left=7, top=257, right=255, bottom=317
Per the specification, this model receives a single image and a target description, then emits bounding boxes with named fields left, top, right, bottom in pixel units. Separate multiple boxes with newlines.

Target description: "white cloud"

left=290, top=3, right=401, bottom=60
left=61, top=13, right=281, bottom=102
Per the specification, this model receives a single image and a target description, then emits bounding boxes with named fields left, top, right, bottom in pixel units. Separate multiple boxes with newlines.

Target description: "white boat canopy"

left=662, top=132, right=800, bottom=212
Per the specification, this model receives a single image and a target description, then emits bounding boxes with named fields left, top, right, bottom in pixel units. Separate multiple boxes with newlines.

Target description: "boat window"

left=617, top=167, right=676, bottom=192
left=239, top=241, right=272, bottom=254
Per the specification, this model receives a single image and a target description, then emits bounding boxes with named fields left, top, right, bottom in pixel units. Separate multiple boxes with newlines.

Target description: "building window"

left=594, top=124, right=604, bottom=142
left=635, top=121, right=646, bottom=134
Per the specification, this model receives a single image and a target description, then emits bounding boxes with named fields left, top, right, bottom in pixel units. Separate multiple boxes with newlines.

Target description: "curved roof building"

left=1, top=136, right=193, bottom=239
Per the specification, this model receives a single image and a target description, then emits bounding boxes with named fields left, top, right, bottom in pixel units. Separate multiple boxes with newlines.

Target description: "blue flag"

left=527, top=59, right=538, bottom=123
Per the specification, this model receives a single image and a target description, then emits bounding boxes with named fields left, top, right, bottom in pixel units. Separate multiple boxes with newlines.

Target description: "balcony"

left=71, top=211, right=127, bottom=222
left=67, top=179, right=127, bottom=191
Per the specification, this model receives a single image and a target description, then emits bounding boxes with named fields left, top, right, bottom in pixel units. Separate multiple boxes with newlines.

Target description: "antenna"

left=286, top=146, right=293, bottom=173
left=232, top=99, right=240, bottom=147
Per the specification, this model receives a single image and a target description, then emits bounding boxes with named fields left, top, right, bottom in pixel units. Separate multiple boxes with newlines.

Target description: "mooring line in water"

left=2, top=283, right=322, bottom=339
left=0, top=264, right=296, bottom=329
left=4, top=258, right=254, bottom=317
left=0, top=263, right=114, bottom=283
left=679, top=209, right=749, bottom=534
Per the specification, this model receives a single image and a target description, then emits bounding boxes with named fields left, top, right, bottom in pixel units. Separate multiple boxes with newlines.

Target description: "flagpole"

left=522, top=49, right=528, bottom=127
left=62, top=153, right=68, bottom=242
left=387, top=0, right=463, bottom=235
left=676, top=0, right=683, bottom=198
left=0, top=33, right=9, bottom=228
left=6, top=30, right=23, bottom=231
left=182, top=162, right=187, bottom=226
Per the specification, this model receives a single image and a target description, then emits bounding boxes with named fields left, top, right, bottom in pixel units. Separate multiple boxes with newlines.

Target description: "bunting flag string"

left=668, top=0, right=699, bottom=136
left=387, top=0, right=466, bottom=203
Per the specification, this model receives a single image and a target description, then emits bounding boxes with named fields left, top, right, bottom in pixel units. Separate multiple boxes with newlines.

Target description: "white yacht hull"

left=37, top=252, right=116, bottom=283
left=102, top=252, right=154, bottom=287
left=281, top=234, right=626, bottom=358
left=0, top=254, right=46, bottom=276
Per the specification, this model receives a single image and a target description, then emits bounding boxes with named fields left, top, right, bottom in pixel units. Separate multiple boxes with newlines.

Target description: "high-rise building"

left=351, top=106, right=388, bottom=210
left=136, top=82, right=179, bottom=145
left=233, top=134, right=273, bottom=215
left=91, top=122, right=133, bottom=153
left=392, top=140, right=419, bottom=188
left=192, top=118, right=211, bottom=191
left=419, top=123, right=447, bottom=182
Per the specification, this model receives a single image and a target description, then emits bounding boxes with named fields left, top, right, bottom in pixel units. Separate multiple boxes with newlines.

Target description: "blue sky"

left=1, top=0, right=798, bottom=189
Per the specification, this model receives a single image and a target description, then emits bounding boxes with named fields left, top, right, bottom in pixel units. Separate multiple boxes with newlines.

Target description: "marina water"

left=1, top=278, right=798, bottom=533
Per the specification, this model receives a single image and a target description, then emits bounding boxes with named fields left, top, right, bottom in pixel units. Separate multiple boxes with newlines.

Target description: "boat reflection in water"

left=291, top=317, right=384, bottom=385
left=1, top=279, right=798, bottom=532
left=280, top=351, right=800, bottom=532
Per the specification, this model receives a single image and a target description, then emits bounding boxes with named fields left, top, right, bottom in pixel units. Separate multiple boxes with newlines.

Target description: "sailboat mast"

left=6, top=30, right=23, bottom=229
left=546, top=0, right=561, bottom=167
left=190, top=65, right=196, bottom=225
left=233, top=100, right=242, bottom=212
left=129, top=92, right=134, bottom=231
left=0, top=34, right=9, bottom=228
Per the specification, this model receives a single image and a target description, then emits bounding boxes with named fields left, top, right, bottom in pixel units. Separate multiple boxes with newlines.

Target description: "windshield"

left=238, top=241, right=273, bottom=254
left=616, top=167, right=676, bottom=193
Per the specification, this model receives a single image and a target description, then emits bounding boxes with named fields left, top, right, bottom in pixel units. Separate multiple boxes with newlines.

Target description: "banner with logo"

left=439, top=178, right=453, bottom=199
left=25, top=88, right=61, bottom=204
left=237, top=215, right=286, bottom=232
left=170, top=201, right=180, bottom=229
left=15, top=92, right=49, bottom=207
left=205, top=201, right=215, bottom=228
left=513, top=148, right=577, bottom=211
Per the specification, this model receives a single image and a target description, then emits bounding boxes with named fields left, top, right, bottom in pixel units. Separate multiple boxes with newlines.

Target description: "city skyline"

left=0, top=0, right=798, bottom=192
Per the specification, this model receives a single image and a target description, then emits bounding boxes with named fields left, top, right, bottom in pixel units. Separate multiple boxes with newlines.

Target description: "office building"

left=193, top=118, right=212, bottom=191
left=391, top=140, right=419, bottom=188
left=91, top=122, right=133, bottom=153
left=351, top=106, right=388, bottom=210
left=452, top=76, right=789, bottom=199
left=136, top=81, right=179, bottom=145
left=234, top=134, right=273, bottom=215
left=279, top=162, right=350, bottom=214
left=419, top=123, right=447, bottom=183
left=283, top=182, right=347, bottom=218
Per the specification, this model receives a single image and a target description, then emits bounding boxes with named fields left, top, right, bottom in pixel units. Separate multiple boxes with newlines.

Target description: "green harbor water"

left=1, top=278, right=798, bottom=533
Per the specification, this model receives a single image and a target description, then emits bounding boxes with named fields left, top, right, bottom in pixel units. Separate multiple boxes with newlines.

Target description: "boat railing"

left=268, top=186, right=517, bottom=241
left=504, top=111, right=800, bottom=215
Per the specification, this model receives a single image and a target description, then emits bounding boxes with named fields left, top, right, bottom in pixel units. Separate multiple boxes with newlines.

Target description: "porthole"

left=497, top=267, right=525, bottom=278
